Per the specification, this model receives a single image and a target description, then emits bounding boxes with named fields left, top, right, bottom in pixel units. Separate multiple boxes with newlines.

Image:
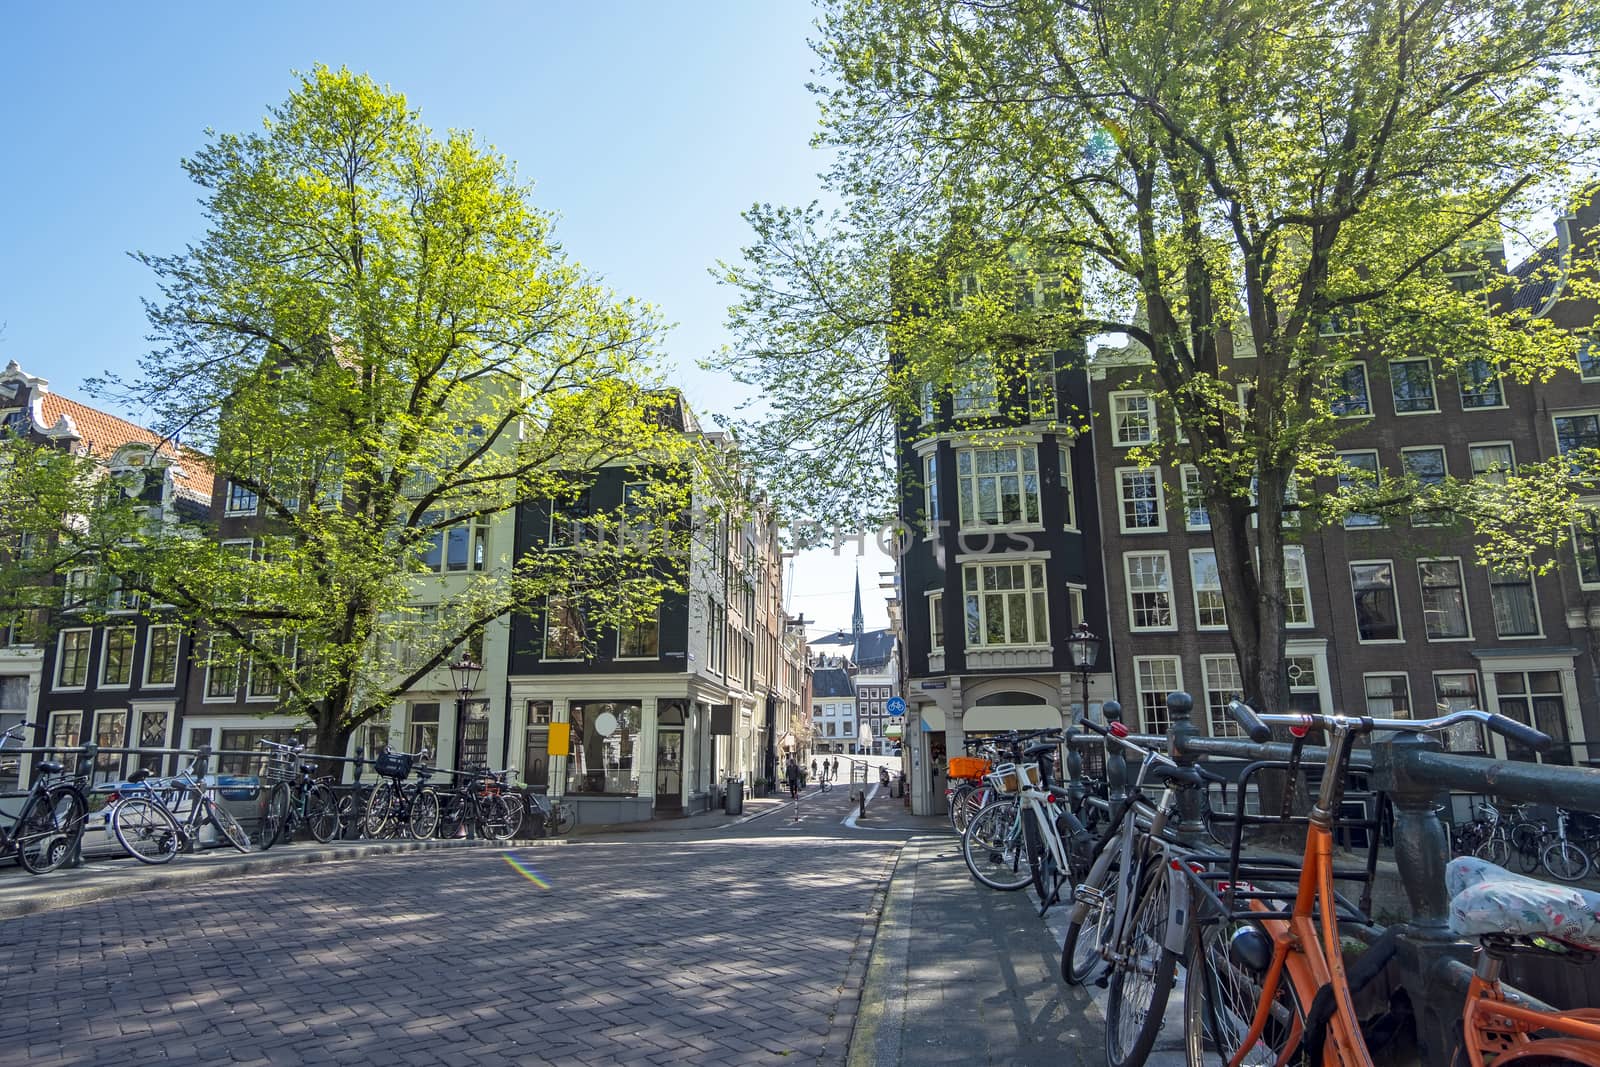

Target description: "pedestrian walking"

left=811, top=758, right=818, bottom=780
left=786, top=758, right=801, bottom=800
left=831, top=757, right=839, bottom=779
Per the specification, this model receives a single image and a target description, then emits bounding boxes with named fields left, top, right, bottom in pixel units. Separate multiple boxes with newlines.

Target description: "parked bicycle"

left=0, top=721, right=90, bottom=874
left=256, top=739, right=341, bottom=849
left=523, top=788, right=576, bottom=836
left=363, top=746, right=437, bottom=839
left=108, top=756, right=253, bottom=864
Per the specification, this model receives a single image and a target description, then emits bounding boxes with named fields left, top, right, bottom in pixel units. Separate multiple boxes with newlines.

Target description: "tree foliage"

left=93, top=67, right=691, bottom=755
left=714, top=0, right=1600, bottom=712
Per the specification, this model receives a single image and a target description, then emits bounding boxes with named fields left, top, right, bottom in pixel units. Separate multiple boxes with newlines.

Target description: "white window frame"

left=1116, top=465, right=1167, bottom=534
left=55, top=628, right=93, bottom=690
left=1337, top=450, right=1384, bottom=529
left=1283, top=546, right=1313, bottom=629
left=1580, top=339, right=1600, bottom=383
left=961, top=561, right=1050, bottom=649
left=99, top=626, right=137, bottom=689
left=1110, top=391, right=1156, bottom=446
left=1057, top=445, right=1077, bottom=530
left=142, top=624, right=182, bottom=688
left=1389, top=358, right=1439, bottom=415
left=1134, top=656, right=1182, bottom=735
left=923, top=453, right=941, bottom=529
left=1469, top=441, right=1516, bottom=485
left=1363, top=672, right=1412, bottom=717
left=1124, top=551, right=1176, bottom=632
left=1417, top=557, right=1472, bottom=642
left=1189, top=549, right=1227, bottom=631
left=1434, top=671, right=1488, bottom=752
left=224, top=479, right=259, bottom=517
left=1573, top=505, right=1600, bottom=590
left=1066, top=585, right=1086, bottom=631
left=1181, top=465, right=1210, bottom=531
left=1488, top=565, right=1544, bottom=640
left=951, top=351, right=999, bottom=418
left=1458, top=357, right=1507, bottom=411
left=1554, top=410, right=1600, bottom=459
left=956, top=445, right=1042, bottom=529
left=202, top=637, right=240, bottom=703
left=1401, top=445, right=1449, bottom=527
left=927, top=591, right=944, bottom=652
left=1330, top=361, right=1372, bottom=418
left=1202, top=655, right=1245, bottom=737
left=1349, top=559, right=1404, bottom=644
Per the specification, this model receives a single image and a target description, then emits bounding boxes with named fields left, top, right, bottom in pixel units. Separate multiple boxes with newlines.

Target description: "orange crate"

left=947, top=756, right=991, bottom=780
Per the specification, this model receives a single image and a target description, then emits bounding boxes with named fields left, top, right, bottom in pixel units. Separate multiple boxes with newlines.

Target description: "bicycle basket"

left=985, top=763, right=1021, bottom=793
left=372, top=750, right=413, bottom=780
left=262, top=750, right=297, bottom=783
left=947, top=756, right=991, bottom=781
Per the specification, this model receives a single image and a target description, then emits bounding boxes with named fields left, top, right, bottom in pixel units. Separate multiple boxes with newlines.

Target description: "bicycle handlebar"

left=1226, top=700, right=1553, bottom=753
left=1223, top=700, right=1271, bottom=743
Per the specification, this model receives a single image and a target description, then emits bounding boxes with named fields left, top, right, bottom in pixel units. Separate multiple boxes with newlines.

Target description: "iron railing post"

left=1166, top=691, right=1205, bottom=843
left=1065, top=726, right=1085, bottom=812
left=1103, top=700, right=1127, bottom=804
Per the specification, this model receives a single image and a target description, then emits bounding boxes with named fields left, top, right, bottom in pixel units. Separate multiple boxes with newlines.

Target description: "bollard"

left=860, top=789, right=867, bottom=821
left=1102, top=701, right=1128, bottom=804
left=67, top=741, right=99, bottom=869
left=1165, top=692, right=1207, bottom=844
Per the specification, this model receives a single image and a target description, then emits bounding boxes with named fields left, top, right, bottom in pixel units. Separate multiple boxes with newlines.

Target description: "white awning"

left=961, top=704, right=1065, bottom=733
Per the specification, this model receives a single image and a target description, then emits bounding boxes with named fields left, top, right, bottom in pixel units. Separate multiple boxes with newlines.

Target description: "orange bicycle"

left=1184, top=702, right=1600, bottom=1067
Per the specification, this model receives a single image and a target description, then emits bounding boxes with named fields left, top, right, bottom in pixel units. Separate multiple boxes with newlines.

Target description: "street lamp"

left=1066, top=623, right=1101, bottom=722
left=447, top=656, right=483, bottom=771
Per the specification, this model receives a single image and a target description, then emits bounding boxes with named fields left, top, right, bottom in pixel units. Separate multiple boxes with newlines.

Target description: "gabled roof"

left=35, top=393, right=213, bottom=500
left=810, top=626, right=898, bottom=670
left=812, top=666, right=856, bottom=698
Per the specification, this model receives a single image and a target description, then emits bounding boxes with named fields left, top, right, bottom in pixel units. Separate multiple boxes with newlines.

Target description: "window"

left=143, top=625, right=181, bottom=687
left=548, top=492, right=593, bottom=549
left=618, top=610, right=660, bottom=659
left=1330, top=363, right=1371, bottom=417
left=1125, top=552, right=1174, bottom=631
left=952, top=352, right=998, bottom=417
left=1134, top=657, right=1180, bottom=734
left=64, top=568, right=95, bottom=609
left=48, top=712, right=82, bottom=757
left=962, top=562, right=1049, bottom=647
left=1554, top=412, right=1600, bottom=458
left=1489, top=566, right=1540, bottom=638
left=919, top=382, right=936, bottom=423
left=1435, top=673, right=1486, bottom=752
left=204, top=639, right=240, bottom=700
left=247, top=637, right=293, bottom=699
left=1190, top=550, right=1226, bottom=629
left=135, top=710, right=169, bottom=775
left=1286, top=656, right=1321, bottom=713
left=91, top=710, right=127, bottom=784
left=1350, top=562, right=1401, bottom=642
left=1202, top=656, right=1244, bottom=737
left=1027, top=353, right=1057, bottom=421
left=1319, top=313, right=1363, bottom=338
left=1390, top=359, right=1437, bottom=414
left=1418, top=559, right=1470, bottom=639
left=1469, top=443, right=1515, bottom=485
left=407, top=702, right=440, bottom=756
left=923, top=454, right=941, bottom=526
left=1458, top=358, right=1504, bottom=409
left=1574, top=510, right=1600, bottom=588
left=100, top=627, right=136, bottom=687
left=419, top=515, right=488, bottom=573
left=928, top=593, right=944, bottom=651
left=1067, top=586, right=1085, bottom=631
left=1364, top=674, right=1411, bottom=716
left=1579, top=340, right=1600, bottom=381
left=1117, top=466, right=1166, bottom=532
left=1181, top=465, right=1209, bottom=530
left=1337, top=451, right=1383, bottom=528
left=225, top=480, right=259, bottom=516
left=956, top=446, right=1040, bottom=527
left=544, top=596, right=585, bottom=659
left=1111, top=392, right=1155, bottom=446
left=56, top=629, right=92, bottom=688
left=1057, top=446, right=1076, bottom=529
left=1495, top=670, right=1570, bottom=763
left=1401, top=447, right=1448, bottom=526
left=1283, top=547, right=1312, bottom=627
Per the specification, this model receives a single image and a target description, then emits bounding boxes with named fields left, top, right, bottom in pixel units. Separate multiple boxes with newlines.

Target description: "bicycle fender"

left=1163, top=862, right=1191, bottom=955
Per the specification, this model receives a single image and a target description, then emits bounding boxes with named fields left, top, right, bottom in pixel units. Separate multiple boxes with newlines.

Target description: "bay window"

left=962, top=562, right=1049, bottom=647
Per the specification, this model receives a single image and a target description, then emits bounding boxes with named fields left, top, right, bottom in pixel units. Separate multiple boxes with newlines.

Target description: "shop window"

left=566, top=701, right=641, bottom=795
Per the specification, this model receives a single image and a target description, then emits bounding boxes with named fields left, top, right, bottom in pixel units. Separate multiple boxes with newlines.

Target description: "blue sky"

left=0, top=1, right=893, bottom=634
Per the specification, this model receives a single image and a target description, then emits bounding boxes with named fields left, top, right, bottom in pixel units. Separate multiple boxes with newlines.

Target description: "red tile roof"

left=36, top=393, right=213, bottom=500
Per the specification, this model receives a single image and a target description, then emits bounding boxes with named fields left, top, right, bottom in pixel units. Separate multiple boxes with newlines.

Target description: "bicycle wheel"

left=1474, top=833, right=1511, bottom=866
left=258, top=781, right=291, bottom=850
left=409, top=787, right=441, bottom=839
left=1184, top=917, right=1300, bottom=1067
left=947, top=783, right=970, bottom=832
left=553, top=802, right=575, bottom=836
left=305, top=783, right=341, bottom=843
left=364, top=781, right=397, bottom=838
left=476, top=796, right=512, bottom=841
left=206, top=798, right=252, bottom=853
left=962, top=799, right=1032, bottom=891
left=1062, top=866, right=1116, bottom=984
left=1513, top=825, right=1545, bottom=873
left=111, top=796, right=182, bottom=865
left=16, top=786, right=87, bottom=874
left=1542, top=840, right=1592, bottom=882
left=337, top=788, right=365, bottom=839
left=1025, top=813, right=1062, bottom=905
left=1106, top=857, right=1182, bottom=1067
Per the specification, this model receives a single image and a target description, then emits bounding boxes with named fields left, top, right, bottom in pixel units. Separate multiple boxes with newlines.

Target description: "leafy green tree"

left=94, top=67, right=691, bottom=757
left=714, top=0, right=1600, bottom=715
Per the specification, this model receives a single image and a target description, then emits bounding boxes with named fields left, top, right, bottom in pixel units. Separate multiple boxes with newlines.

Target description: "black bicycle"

left=0, top=721, right=90, bottom=874
left=256, top=739, right=341, bottom=848
left=362, top=747, right=438, bottom=839
left=108, top=756, right=253, bottom=863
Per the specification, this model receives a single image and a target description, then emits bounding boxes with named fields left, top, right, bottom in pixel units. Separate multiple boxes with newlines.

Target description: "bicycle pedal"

left=1093, top=975, right=1110, bottom=989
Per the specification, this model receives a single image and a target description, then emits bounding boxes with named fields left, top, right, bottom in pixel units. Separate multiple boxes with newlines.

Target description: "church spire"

left=851, top=560, right=864, bottom=661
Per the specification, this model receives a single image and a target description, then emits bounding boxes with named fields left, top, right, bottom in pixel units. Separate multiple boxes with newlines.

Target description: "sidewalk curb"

left=826, top=838, right=905, bottom=1066
left=0, top=838, right=494, bottom=920
left=845, top=835, right=928, bottom=1066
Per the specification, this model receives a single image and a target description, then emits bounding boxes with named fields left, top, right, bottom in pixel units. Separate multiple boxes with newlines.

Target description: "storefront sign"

left=545, top=721, right=570, bottom=755
left=710, top=704, right=734, bottom=735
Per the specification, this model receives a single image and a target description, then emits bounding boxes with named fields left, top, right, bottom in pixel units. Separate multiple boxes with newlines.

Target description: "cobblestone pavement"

left=0, top=795, right=900, bottom=1067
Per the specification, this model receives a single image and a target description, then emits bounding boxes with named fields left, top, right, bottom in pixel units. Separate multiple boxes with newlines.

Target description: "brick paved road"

left=0, top=806, right=900, bottom=1067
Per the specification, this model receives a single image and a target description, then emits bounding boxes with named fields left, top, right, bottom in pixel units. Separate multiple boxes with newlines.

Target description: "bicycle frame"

left=1459, top=950, right=1600, bottom=1066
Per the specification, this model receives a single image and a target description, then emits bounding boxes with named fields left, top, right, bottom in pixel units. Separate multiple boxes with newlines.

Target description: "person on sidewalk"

left=811, top=758, right=818, bottom=780
left=786, top=758, right=801, bottom=800
left=831, top=757, right=839, bottom=780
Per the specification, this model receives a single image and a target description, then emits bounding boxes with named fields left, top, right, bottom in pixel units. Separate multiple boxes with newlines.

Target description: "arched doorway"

left=655, top=702, right=685, bottom=812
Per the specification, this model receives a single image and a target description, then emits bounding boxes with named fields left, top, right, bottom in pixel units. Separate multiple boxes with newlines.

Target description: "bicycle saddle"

left=1022, top=742, right=1057, bottom=759
left=1447, top=856, right=1600, bottom=949
left=127, top=768, right=154, bottom=783
left=34, top=760, right=63, bottom=775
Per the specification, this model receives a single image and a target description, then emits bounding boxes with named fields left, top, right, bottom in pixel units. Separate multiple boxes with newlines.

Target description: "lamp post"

left=447, top=656, right=483, bottom=773
left=1066, top=624, right=1101, bottom=722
